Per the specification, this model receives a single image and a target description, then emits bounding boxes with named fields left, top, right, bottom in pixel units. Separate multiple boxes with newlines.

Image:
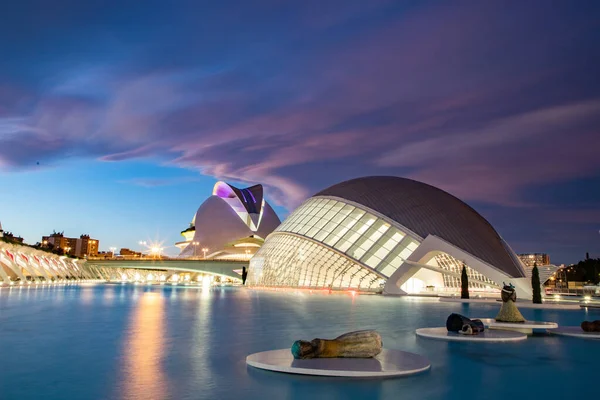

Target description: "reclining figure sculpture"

left=291, top=330, right=382, bottom=359
left=581, top=320, right=600, bottom=332
left=446, top=313, right=485, bottom=335
left=495, top=282, right=525, bottom=323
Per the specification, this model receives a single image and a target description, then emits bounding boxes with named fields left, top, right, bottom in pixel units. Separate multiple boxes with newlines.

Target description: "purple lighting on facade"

left=247, top=189, right=257, bottom=204
left=213, top=182, right=235, bottom=198
left=240, top=189, right=248, bottom=203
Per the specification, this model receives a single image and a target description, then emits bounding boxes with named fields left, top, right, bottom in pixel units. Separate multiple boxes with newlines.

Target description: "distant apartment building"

left=119, top=248, right=142, bottom=257
left=96, top=251, right=115, bottom=259
left=42, top=232, right=69, bottom=250
left=518, top=253, right=550, bottom=268
left=42, top=232, right=99, bottom=257
left=76, top=235, right=99, bottom=258
left=1, top=220, right=24, bottom=243
left=2, top=231, right=24, bottom=244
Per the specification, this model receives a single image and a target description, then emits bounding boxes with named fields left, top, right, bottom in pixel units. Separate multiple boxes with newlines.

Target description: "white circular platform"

left=476, top=318, right=558, bottom=329
left=549, top=326, right=600, bottom=340
left=246, top=348, right=431, bottom=378
left=415, top=327, right=527, bottom=342
left=474, top=318, right=558, bottom=334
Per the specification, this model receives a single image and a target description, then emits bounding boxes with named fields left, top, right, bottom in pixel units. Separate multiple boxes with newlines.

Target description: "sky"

left=0, top=0, right=599, bottom=263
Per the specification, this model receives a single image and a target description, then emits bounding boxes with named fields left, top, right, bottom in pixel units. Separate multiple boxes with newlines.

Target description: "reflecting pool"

left=0, top=284, right=597, bottom=399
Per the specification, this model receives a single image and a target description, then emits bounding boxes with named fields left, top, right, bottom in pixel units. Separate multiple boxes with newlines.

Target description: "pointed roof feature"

left=212, top=182, right=265, bottom=231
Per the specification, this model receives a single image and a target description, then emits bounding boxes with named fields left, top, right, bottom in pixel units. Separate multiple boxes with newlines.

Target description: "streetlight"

left=109, top=247, right=117, bottom=258
left=192, top=241, right=199, bottom=257
left=202, top=248, right=208, bottom=259
left=65, top=247, right=71, bottom=255
left=150, top=246, right=163, bottom=259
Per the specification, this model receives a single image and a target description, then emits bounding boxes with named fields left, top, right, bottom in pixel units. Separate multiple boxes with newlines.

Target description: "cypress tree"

left=242, top=266, right=248, bottom=285
left=532, top=262, right=542, bottom=304
left=461, top=264, right=469, bottom=299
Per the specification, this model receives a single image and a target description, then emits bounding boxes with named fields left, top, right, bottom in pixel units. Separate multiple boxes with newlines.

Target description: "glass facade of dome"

left=248, top=197, right=421, bottom=290
left=247, top=176, right=532, bottom=298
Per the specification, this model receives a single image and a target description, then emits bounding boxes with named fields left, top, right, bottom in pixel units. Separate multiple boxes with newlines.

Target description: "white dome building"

left=247, top=176, right=533, bottom=298
left=177, top=182, right=281, bottom=260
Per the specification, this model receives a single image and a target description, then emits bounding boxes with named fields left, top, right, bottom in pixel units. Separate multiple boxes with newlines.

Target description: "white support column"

left=62, top=258, right=82, bottom=279
left=15, top=256, right=41, bottom=283
left=0, top=256, right=29, bottom=284
left=29, top=259, right=54, bottom=282
left=384, top=235, right=533, bottom=299
left=41, top=257, right=63, bottom=280
left=0, top=262, right=11, bottom=284
left=56, top=259, right=77, bottom=280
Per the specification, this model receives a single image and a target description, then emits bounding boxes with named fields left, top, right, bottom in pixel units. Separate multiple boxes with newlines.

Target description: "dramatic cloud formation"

left=1, top=0, right=599, bottom=261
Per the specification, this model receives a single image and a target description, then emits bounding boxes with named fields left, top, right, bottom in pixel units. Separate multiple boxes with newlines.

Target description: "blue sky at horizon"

left=0, top=159, right=291, bottom=256
left=1, top=0, right=600, bottom=263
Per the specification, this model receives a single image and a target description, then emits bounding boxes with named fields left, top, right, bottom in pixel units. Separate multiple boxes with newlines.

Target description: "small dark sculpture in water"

left=446, top=313, right=485, bottom=335
left=495, top=283, right=525, bottom=323
left=291, top=330, right=382, bottom=359
left=581, top=320, right=600, bottom=332
left=501, top=283, right=517, bottom=302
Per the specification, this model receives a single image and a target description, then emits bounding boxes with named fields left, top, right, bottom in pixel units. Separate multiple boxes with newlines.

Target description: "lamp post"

left=192, top=241, right=199, bottom=257
left=202, top=248, right=208, bottom=259
left=559, top=267, right=569, bottom=292
left=150, top=246, right=163, bottom=260
left=109, top=247, right=117, bottom=258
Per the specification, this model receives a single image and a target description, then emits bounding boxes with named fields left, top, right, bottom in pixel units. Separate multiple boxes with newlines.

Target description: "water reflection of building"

left=248, top=176, right=534, bottom=299
left=176, top=181, right=280, bottom=260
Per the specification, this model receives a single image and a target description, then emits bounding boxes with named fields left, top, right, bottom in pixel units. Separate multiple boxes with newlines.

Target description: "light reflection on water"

left=0, top=284, right=599, bottom=400
left=122, top=292, right=166, bottom=400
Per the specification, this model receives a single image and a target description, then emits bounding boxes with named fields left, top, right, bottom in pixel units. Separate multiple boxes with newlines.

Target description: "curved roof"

left=179, top=182, right=281, bottom=258
left=315, top=176, right=524, bottom=277
left=213, top=181, right=264, bottom=227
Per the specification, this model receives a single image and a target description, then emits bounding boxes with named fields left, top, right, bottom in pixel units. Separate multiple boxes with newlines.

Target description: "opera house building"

left=177, top=181, right=281, bottom=260
left=247, top=176, right=533, bottom=299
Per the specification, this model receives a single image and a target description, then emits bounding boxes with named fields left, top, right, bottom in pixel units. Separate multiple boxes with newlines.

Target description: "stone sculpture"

left=291, top=330, right=382, bottom=359
left=581, top=320, right=600, bottom=332
left=446, top=313, right=485, bottom=335
left=495, top=283, right=525, bottom=323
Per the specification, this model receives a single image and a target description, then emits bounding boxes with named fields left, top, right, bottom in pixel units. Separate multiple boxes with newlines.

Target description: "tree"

left=532, top=262, right=542, bottom=304
left=460, top=264, right=469, bottom=299
left=242, top=266, right=248, bottom=285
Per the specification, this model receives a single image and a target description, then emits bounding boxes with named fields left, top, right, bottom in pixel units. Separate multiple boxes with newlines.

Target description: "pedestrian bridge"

left=86, top=259, right=247, bottom=281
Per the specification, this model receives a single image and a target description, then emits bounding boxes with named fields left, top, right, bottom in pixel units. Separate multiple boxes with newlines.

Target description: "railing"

left=545, top=288, right=599, bottom=297
left=86, top=256, right=250, bottom=263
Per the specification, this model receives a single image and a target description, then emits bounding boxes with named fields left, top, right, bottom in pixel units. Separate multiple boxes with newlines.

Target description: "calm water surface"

left=0, top=284, right=597, bottom=400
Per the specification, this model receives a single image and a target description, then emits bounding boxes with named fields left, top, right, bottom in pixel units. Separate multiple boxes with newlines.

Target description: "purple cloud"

left=0, top=0, right=598, bottom=216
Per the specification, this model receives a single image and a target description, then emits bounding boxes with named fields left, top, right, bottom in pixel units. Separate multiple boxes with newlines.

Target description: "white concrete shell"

left=248, top=176, right=532, bottom=299
left=0, top=241, right=97, bottom=285
left=178, top=182, right=281, bottom=259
